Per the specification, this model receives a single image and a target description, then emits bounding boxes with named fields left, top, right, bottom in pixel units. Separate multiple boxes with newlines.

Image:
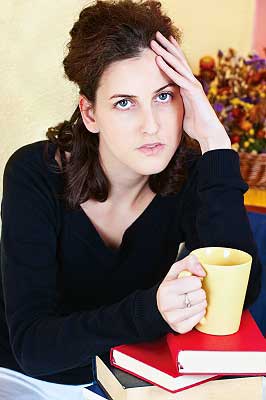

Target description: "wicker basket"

left=239, top=152, right=266, bottom=189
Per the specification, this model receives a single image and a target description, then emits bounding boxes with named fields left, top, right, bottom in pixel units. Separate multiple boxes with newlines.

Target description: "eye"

left=157, top=91, right=174, bottom=102
left=113, top=91, right=174, bottom=110
left=114, top=98, right=133, bottom=110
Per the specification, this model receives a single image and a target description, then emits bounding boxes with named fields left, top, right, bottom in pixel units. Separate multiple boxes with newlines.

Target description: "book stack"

left=95, top=310, right=266, bottom=400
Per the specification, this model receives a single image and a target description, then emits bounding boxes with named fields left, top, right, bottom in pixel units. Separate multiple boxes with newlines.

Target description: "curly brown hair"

left=46, top=0, right=200, bottom=209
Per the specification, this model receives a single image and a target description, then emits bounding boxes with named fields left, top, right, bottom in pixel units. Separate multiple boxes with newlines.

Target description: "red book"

left=110, top=311, right=266, bottom=393
left=166, top=310, right=266, bottom=375
left=110, top=335, right=218, bottom=393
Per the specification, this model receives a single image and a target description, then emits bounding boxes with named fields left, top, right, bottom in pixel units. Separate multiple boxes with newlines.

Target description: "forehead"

left=97, top=48, right=172, bottom=95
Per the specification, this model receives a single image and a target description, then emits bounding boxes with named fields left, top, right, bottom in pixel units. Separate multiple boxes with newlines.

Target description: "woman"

left=0, top=0, right=261, bottom=386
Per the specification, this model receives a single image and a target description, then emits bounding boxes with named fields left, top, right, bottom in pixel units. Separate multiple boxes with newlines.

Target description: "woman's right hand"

left=156, top=254, right=207, bottom=334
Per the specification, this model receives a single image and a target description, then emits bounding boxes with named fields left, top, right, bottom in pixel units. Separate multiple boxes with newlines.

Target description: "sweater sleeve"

left=0, top=147, right=170, bottom=378
left=180, top=149, right=262, bottom=308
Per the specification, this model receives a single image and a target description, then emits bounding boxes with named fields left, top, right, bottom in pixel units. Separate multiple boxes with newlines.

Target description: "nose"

left=141, top=107, right=159, bottom=136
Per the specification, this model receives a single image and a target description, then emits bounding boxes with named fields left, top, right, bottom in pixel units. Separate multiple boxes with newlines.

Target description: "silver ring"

left=184, top=293, right=191, bottom=308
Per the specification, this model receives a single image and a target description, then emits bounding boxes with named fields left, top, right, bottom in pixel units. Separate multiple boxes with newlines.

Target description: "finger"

left=175, top=275, right=203, bottom=296
left=158, top=56, right=188, bottom=86
left=160, top=277, right=206, bottom=312
left=176, top=287, right=207, bottom=309
left=155, top=31, right=186, bottom=63
left=154, top=31, right=197, bottom=80
left=164, top=254, right=206, bottom=282
left=162, top=287, right=206, bottom=312
left=169, top=35, right=192, bottom=70
left=184, top=288, right=206, bottom=305
left=174, top=309, right=206, bottom=334
left=155, top=56, right=195, bottom=92
left=150, top=39, right=193, bottom=82
left=165, top=299, right=207, bottom=326
left=156, top=31, right=192, bottom=74
left=162, top=282, right=205, bottom=311
left=177, top=270, right=192, bottom=278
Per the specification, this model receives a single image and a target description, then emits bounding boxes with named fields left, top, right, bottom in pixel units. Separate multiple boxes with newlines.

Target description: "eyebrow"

left=109, top=83, right=177, bottom=100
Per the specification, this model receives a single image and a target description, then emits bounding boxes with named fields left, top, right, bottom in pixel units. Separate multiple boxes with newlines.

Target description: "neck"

left=107, top=177, right=152, bottom=210
left=99, top=149, right=153, bottom=209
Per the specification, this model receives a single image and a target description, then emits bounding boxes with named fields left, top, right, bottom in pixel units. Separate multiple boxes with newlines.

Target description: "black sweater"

left=0, top=140, right=261, bottom=384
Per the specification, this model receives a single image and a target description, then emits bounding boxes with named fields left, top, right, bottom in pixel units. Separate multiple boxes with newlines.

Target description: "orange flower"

left=239, top=119, right=252, bottom=131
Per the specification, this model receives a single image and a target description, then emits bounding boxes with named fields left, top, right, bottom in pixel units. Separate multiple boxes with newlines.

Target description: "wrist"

left=199, top=133, right=231, bottom=154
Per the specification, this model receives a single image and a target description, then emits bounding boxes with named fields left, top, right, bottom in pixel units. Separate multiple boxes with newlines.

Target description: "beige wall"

left=167, top=0, right=255, bottom=72
left=0, top=0, right=255, bottom=202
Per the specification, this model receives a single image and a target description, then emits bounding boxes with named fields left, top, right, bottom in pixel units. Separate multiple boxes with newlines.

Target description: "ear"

left=79, top=95, right=100, bottom=134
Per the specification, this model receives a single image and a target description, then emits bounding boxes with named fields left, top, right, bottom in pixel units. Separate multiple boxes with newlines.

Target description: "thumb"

left=164, top=254, right=206, bottom=282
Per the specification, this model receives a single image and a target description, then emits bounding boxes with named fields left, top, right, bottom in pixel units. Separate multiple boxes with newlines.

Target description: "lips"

left=138, top=142, right=163, bottom=149
left=137, top=143, right=165, bottom=156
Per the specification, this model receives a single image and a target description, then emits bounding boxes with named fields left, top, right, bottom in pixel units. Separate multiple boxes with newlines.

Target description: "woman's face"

left=83, top=47, right=184, bottom=178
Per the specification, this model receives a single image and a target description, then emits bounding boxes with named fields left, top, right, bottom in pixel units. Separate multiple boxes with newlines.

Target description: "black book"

left=94, top=353, right=265, bottom=400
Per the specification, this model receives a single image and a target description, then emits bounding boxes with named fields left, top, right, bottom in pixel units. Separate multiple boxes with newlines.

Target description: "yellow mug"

left=189, top=247, right=252, bottom=335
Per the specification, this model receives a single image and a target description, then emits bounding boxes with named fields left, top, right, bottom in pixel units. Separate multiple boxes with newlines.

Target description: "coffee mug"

left=184, top=247, right=252, bottom=335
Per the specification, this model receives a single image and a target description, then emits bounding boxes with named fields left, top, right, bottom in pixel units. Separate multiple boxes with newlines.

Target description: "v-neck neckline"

left=47, top=140, right=161, bottom=256
left=78, top=191, right=160, bottom=256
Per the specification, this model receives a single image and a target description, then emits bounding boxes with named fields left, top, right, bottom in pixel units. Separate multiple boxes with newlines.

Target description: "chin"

left=136, top=158, right=171, bottom=176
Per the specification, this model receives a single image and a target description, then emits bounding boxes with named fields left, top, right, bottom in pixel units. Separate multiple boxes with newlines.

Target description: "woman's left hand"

left=150, top=31, right=231, bottom=153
